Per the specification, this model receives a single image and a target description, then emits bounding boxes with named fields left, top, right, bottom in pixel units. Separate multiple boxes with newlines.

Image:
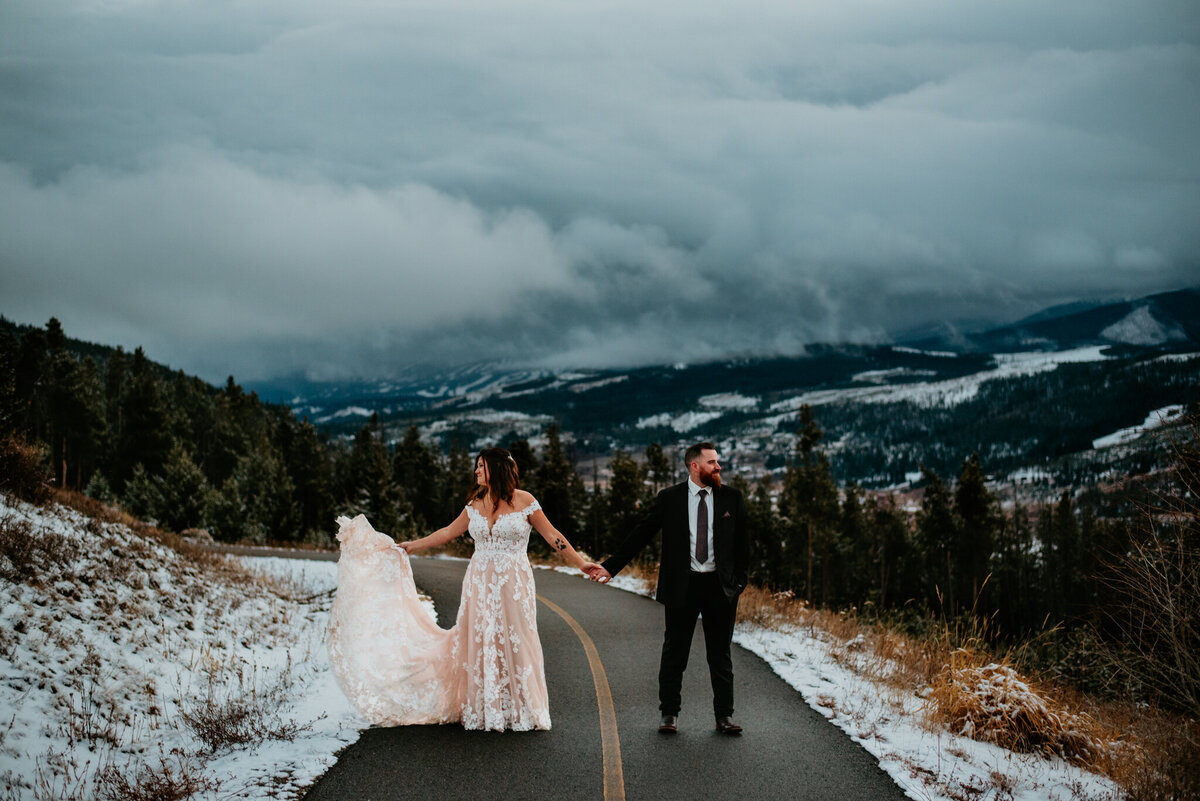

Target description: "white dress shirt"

left=687, top=478, right=716, bottom=573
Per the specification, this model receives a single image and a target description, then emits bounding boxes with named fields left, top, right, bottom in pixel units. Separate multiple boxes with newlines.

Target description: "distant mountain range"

left=232, top=287, right=1199, bottom=493
left=7, top=286, right=1198, bottom=492
left=904, top=287, right=1200, bottom=352
left=248, top=287, right=1200, bottom=411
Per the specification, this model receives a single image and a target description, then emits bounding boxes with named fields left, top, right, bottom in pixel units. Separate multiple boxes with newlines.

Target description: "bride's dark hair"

left=468, top=447, right=520, bottom=511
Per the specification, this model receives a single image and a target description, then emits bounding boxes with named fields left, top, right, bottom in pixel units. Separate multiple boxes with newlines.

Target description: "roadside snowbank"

left=593, top=570, right=1120, bottom=801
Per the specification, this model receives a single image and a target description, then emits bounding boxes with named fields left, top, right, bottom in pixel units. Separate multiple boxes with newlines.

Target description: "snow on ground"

left=1091, top=405, right=1186, bottom=449
left=568, top=376, right=629, bottom=394
left=636, top=410, right=724, bottom=432
left=698, top=393, right=760, bottom=411
left=421, top=408, right=553, bottom=446
left=852, top=368, right=938, bottom=384
left=892, top=346, right=959, bottom=359
left=583, top=570, right=1120, bottom=801
left=0, top=495, right=359, bottom=800
left=1099, top=306, right=1187, bottom=346
left=0, top=490, right=1122, bottom=801
left=768, top=347, right=1113, bottom=416
left=314, top=405, right=372, bottom=423
left=1008, top=466, right=1056, bottom=485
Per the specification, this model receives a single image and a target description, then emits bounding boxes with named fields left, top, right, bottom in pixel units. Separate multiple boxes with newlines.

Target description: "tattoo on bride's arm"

left=554, top=537, right=567, bottom=552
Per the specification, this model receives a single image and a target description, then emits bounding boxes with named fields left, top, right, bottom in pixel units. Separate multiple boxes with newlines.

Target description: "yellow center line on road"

left=537, top=594, right=625, bottom=801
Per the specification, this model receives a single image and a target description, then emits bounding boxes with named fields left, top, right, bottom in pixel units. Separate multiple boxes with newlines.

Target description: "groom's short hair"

left=685, top=441, right=716, bottom=468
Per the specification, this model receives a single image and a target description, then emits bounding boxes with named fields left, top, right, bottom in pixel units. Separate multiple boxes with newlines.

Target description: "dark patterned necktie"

left=696, top=489, right=709, bottom=564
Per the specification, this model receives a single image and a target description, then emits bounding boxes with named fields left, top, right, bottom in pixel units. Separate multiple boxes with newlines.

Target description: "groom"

left=589, top=442, right=750, bottom=735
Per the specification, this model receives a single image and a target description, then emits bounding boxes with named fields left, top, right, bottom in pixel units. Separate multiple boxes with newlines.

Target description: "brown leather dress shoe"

left=658, top=715, right=678, bottom=733
left=715, top=716, right=743, bottom=735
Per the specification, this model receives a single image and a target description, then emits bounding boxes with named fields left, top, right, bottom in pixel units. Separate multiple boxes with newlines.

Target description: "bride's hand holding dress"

left=328, top=486, right=597, bottom=731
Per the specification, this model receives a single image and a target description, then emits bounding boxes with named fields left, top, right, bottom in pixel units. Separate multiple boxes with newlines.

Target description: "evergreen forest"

left=2, top=316, right=1197, bottom=713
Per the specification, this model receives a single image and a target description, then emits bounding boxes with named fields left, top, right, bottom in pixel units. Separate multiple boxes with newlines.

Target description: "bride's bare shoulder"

left=513, top=484, right=542, bottom=510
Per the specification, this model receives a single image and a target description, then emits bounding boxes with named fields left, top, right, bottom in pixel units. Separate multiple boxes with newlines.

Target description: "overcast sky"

left=1, top=0, right=1197, bottom=382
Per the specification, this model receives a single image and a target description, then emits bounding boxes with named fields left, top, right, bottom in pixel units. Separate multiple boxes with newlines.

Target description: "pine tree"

left=157, top=445, right=211, bottom=532
left=73, top=357, right=109, bottom=490
left=441, top=443, right=474, bottom=525
left=393, top=425, right=443, bottom=531
left=780, top=407, right=840, bottom=602
left=507, top=438, right=540, bottom=496
left=44, top=342, right=80, bottom=487
left=644, top=442, right=673, bottom=493
left=954, top=453, right=999, bottom=611
left=990, top=503, right=1039, bottom=635
left=284, top=417, right=334, bottom=542
left=839, top=482, right=869, bottom=606
left=916, top=465, right=959, bottom=613
left=867, top=493, right=913, bottom=609
left=14, top=326, right=48, bottom=440
left=113, top=348, right=171, bottom=490
left=536, top=424, right=580, bottom=542
left=345, top=416, right=407, bottom=535
left=736, top=474, right=781, bottom=588
left=201, top=386, right=247, bottom=486
left=1046, top=491, right=1082, bottom=622
left=123, top=463, right=164, bottom=522
left=0, top=328, right=22, bottom=436
left=102, top=346, right=127, bottom=449
left=606, top=450, right=648, bottom=556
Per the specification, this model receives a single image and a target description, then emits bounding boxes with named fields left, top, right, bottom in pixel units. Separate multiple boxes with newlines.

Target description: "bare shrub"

left=93, top=752, right=217, bottom=801
left=59, top=686, right=126, bottom=750
left=0, top=433, right=51, bottom=504
left=0, top=513, right=81, bottom=585
left=1098, top=409, right=1200, bottom=713
left=1117, top=717, right=1200, bottom=801
left=50, top=487, right=139, bottom=527
left=31, top=748, right=90, bottom=801
left=181, top=661, right=312, bottom=753
left=182, top=690, right=310, bottom=753
left=927, top=659, right=1113, bottom=766
left=1101, top=527, right=1200, bottom=713
left=738, top=585, right=806, bottom=628
left=0, top=514, right=36, bottom=582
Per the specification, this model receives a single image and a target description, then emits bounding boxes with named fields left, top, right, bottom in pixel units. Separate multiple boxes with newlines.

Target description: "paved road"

left=295, top=557, right=908, bottom=801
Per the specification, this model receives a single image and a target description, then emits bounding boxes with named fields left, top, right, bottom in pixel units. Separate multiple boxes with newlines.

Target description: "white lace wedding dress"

left=327, top=500, right=551, bottom=731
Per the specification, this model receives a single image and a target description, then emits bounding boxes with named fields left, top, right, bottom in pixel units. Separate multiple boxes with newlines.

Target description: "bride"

left=327, top=447, right=600, bottom=731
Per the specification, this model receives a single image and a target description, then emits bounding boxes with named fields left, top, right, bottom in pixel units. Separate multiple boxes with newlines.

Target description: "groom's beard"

left=701, top=471, right=722, bottom=488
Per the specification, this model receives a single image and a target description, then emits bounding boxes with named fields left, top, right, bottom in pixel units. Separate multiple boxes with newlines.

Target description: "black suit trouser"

left=658, top=570, right=738, bottom=718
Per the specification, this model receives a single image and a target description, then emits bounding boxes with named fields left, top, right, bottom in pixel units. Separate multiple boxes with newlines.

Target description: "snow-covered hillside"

left=0, top=495, right=357, bottom=800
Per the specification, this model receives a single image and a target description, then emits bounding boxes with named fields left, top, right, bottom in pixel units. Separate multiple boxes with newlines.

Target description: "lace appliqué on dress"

left=327, top=501, right=550, bottom=732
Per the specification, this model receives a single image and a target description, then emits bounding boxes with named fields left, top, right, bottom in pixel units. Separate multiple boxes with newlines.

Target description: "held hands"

left=583, top=564, right=612, bottom=583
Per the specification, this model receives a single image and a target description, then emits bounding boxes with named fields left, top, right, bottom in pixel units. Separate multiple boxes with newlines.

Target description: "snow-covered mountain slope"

left=0, top=495, right=359, bottom=800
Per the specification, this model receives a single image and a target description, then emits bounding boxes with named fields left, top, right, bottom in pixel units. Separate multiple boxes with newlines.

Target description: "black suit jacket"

left=601, top=481, right=750, bottom=607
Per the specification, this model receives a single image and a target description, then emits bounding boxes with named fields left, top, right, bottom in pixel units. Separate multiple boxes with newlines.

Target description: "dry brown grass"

left=0, top=510, right=83, bottom=586
left=1075, top=696, right=1200, bottom=801
left=734, top=581, right=1200, bottom=791
left=738, top=584, right=806, bottom=627
left=621, top=558, right=659, bottom=587
left=0, top=433, right=51, bottom=505
left=180, top=657, right=313, bottom=754
left=93, top=752, right=217, bottom=801
left=49, top=487, right=139, bottom=527
left=926, top=658, right=1113, bottom=766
